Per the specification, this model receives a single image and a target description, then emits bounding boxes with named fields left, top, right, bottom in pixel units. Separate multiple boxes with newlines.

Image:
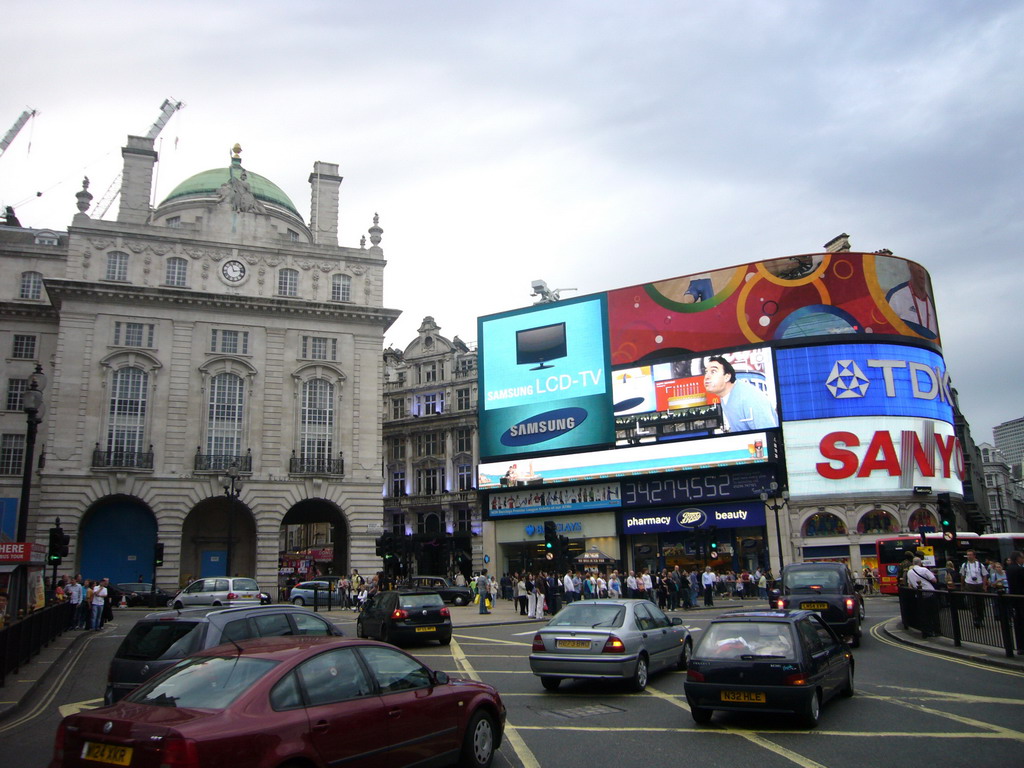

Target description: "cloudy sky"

left=1, top=1, right=1020, bottom=443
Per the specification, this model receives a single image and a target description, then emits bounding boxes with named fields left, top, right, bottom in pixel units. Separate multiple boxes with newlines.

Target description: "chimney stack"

left=309, top=161, right=343, bottom=246
left=117, top=136, right=158, bottom=225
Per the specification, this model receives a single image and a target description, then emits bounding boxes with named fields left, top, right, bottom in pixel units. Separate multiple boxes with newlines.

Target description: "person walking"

left=702, top=567, right=717, bottom=607
left=477, top=569, right=491, bottom=614
left=959, top=549, right=988, bottom=628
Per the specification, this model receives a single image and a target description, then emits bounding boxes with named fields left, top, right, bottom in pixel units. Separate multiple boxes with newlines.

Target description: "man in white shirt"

left=907, top=557, right=939, bottom=637
left=562, top=570, right=576, bottom=604
left=66, top=577, right=83, bottom=629
left=641, top=569, right=654, bottom=602
left=701, top=567, right=718, bottom=607
left=91, top=578, right=109, bottom=630
left=959, top=550, right=987, bottom=628
left=626, top=571, right=638, bottom=598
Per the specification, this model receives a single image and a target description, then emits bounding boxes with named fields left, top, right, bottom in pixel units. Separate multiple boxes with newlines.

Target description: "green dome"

left=161, top=158, right=300, bottom=216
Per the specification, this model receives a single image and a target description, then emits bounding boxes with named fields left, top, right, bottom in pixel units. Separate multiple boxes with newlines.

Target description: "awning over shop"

left=575, top=547, right=618, bottom=566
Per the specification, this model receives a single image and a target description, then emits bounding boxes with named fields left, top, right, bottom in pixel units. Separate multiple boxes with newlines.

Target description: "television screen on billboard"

left=479, top=295, right=614, bottom=459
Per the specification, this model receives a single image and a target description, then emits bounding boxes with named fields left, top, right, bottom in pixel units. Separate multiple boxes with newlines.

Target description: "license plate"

left=801, top=602, right=829, bottom=610
left=82, top=742, right=133, bottom=766
left=239, top=593, right=254, bottom=598
left=556, top=639, right=591, bottom=649
left=415, top=626, right=436, bottom=633
left=721, top=690, right=766, bottom=703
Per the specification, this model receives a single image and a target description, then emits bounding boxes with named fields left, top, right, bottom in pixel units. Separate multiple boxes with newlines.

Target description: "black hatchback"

left=684, top=609, right=854, bottom=728
left=770, top=562, right=866, bottom=646
left=356, top=590, right=452, bottom=646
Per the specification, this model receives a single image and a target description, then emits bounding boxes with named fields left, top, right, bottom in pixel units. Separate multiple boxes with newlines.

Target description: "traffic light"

left=154, top=542, right=165, bottom=567
left=47, top=526, right=68, bottom=566
left=375, top=533, right=389, bottom=558
left=937, top=493, right=956, bottom=540
left=558, top=535, right=571, bottom=566
left=543, top=521, right=557, bottom=553
left=709, top=538, right=719, bottom=559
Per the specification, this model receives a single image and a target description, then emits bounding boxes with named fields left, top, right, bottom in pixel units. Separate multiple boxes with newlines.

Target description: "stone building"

left=0, top=135, right=399, bottom=596
left=382, top=317, right=480, bottom=578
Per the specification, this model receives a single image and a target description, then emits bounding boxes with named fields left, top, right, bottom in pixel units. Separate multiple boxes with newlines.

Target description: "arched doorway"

left=280, top=499, right=348, bottom=589
left=79, top=496, right=157, bottom=585
left=180, top=497, right=256, bottom=584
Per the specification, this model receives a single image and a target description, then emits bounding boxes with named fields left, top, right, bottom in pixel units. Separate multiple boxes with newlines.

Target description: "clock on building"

left=222, top=260, right=246, bottom=282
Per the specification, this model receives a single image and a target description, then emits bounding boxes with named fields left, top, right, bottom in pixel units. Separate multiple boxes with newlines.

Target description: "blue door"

left=80, top=500, right=157, bottom=584
left=202, top=550, right=228, bottom=577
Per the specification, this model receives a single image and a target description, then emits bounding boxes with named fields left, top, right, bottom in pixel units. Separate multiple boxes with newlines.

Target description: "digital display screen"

left=620, top=465, right=777, bottom=508
left=516, top=322, right=567, bottom=370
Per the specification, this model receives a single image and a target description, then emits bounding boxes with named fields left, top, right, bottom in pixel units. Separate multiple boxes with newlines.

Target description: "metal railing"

left=0, top=601, right=73, bottom=687
left=92, top=447, right=154, bottom=469
left=898, top=586, right=1024, bottom=657
left=194, top=451, right=252, bottom=472
left=289, top=456, right=345, bottom=476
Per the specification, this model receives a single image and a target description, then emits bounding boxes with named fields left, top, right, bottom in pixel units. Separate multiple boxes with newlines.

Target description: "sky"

left=1, top=1, right=1021, bottom=444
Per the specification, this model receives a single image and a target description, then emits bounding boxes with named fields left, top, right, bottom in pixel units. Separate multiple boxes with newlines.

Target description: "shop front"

left=493, top=512, right=619, bottom=576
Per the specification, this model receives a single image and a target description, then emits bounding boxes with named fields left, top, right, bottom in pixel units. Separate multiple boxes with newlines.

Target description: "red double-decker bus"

left=875, top=533, right=979, bottom=594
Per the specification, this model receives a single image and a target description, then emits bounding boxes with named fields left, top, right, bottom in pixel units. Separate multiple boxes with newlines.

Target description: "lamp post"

left=16, top=364, right=47, bottom=617
left=223, top=463, right=241, bottom=577
left=759, top=481, right=790, bottom=572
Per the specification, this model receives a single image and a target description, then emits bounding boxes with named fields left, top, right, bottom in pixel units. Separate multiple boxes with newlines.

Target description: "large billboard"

left=777, top=343, right=953, bottom=424
left=607, top=252, right=939, bottom=365
left=479, top=295, right=613, bottom=459
left=784, top=416, right=964, bottom=497
left=620, top=501, right=767, bottom=534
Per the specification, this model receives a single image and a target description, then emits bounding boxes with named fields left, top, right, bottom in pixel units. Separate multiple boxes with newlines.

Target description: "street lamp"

left=223, top=463, right=241, bottom=577
left=759, top=481, right=790, bottom=572
left=16, top=364, right=47, bottom=616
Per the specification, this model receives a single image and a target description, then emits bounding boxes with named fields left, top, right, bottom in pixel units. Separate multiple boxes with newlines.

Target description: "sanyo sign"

left=784, top=417, right=964, bottom=497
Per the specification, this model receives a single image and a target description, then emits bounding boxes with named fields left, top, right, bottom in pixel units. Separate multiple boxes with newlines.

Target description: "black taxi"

left=684, top=609, right=854, bottom=727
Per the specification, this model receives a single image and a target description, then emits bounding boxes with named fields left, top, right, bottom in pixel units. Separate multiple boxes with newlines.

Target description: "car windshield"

left=399, top=593, right=444, bottom=608
left=231, top=579, right=260, bottom=591
left=116, top=621, right=203, bottom=661
left=782, top=569, right=842, bottom=593
left=695, top=621, right=797, bottom=660
left=130, top=656, right=278, bottom=709
left=547, top=603, right=625, bottom=628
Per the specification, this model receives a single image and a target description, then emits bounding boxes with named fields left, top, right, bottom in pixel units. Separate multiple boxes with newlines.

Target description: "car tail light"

left=783, top=672, right=808, bottom=686
left=775, top=598, right=787, bottom=609
left=227, top=592, right=238, bottom=600
left=160, top=736, right=200, bottom=768
left=602, top=635, right=625, bottom=653
left=845, top=598, right=855, bottom=616
left=686, top=669, right=705, bottom=682
left=391, top=608, right=409, bottom=620
left=440, top=607, right=450, bottom=618
left=52, top=722, right=66, bottom=763
left=532, top=634, right=545, bottom=651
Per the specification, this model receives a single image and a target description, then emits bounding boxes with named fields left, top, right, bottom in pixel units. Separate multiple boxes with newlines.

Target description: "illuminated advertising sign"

left=607, top=253, right=940, bottom=365
left=784, top=417, right=964, bottom=497
left=485, top=482, right=622, bottom=519
left=620, top=465, right=777, bottom=508
left=479, top=295, right=613, bottom=459
left=613, top=345, right=778, bottom=442
left=479, top=432, right=771, bottom=490
left=777, top=343, right=953, bottom=424
left=619, top=501, right=767, bottom=534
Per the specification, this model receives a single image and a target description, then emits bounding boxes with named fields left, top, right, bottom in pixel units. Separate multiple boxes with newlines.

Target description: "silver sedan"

left=529, top=599, right=693, bottom=691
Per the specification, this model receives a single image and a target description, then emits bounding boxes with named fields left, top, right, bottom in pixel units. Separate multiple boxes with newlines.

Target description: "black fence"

left=898, top=586, right=1024, bottom=658
left=0, top=601, right=74, bottom=687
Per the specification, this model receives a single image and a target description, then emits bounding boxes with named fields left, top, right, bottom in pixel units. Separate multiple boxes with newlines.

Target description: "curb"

left=880, top=619, right=1024, bottom=673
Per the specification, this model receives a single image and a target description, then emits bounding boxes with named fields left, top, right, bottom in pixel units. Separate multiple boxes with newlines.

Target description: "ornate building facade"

left=0, top=135, right=399, bottom=596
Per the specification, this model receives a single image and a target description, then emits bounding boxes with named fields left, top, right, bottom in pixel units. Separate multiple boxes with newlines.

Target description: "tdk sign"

left=779, top=344, right=954, bottom=423
left=500, top=407, right=588, bottom=447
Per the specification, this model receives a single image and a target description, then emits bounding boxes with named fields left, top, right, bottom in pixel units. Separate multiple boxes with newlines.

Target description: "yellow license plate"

left=801, top=602, right=829, bottom=610
left=415, top=626, right=436, bottom=633
left=721, top=690, right=766, bottom=703
left=82, top=742, right=133, bottom=766
left=556, top=639, right=591, bottom=649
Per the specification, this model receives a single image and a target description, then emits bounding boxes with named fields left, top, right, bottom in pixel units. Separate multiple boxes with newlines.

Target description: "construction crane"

left=0, top=108, right=38, bottom=159
left=92, top=99, right=185, bottom=219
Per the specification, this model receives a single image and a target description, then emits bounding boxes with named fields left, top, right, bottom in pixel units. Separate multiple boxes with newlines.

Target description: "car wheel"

left=212, top=601, right=222, bottom=607
left=459, top=710, right=496, bottom=768
left=801, top=689, right=822, bottom=728
left=850, top=629, right=862, bottom=648
left=859, top=602, right=866, bottom=622
left=841, top=666, right=854, bottom=698
left=541, top=676, right=561, bottom=691
left=355, top=621, right=365, bottom=639
left=690, top=705, right=713, bottom=725
left=629, top=654, right=649, bottom=692
left=292, top=597, right=305, bottom=606
left=677, top=639, right=693, bottom=671
left=380, top=624, right=391, bottom=644
left=439, top=634, right=452, bottom=646
left=173, top=600, right=183, bottom=610
left=454, top=596, right=466, bottom=606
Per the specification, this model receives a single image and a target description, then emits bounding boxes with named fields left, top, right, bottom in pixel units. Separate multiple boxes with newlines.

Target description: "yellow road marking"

left=858, top=693, right=1024, bottom=742
left=58, top=698, right=104, bottom=717
left=868, top=685, right=1024, bottom=705
left=869, top=621, right=1024, bottom=678
left=452, top=634, right=532, bottom=646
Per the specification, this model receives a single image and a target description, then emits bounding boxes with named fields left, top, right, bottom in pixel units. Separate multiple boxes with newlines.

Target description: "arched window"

left=107, top=367, right=148, bottom=456
left=207, top=373, right=245, bottom=459
left=20, top=271, right=43, bottom=300
left=166, top=257, right=188, bottom=287
left=857, top=510, right=897, bottom=534
left=106, top=251, right=129, bottom=281
left=802, top=512, right=847, bottom=537
left=300, top=379, right=334, bottom=461
left=278, top=268, right=299, bottom=297
left=908, top=508, right=938, bottom=532
left=331, top=273, right=352, bottom=302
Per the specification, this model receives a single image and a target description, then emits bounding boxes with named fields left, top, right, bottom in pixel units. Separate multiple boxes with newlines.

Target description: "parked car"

left=356, top=590, right=452, bottom=645
left=684, top=609, right=854, bottom=727
left=406, top=575, right=474, bottom=605
left=104, top=604, right=342, bottom=704
left=769, top=562, right=866, bottom=646
left=58, top=637, right=505, bottom=768
left=168, top=576, right=262, bottom=609
left=109, top=582, right=172, bottom=608
left=529, top=598, right=692, bottom=691
left=290, top=580, right=343, bottom=606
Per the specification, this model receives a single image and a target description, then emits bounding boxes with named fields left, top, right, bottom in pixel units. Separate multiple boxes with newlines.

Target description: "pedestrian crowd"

left=53, top=573, right=114, bottom=631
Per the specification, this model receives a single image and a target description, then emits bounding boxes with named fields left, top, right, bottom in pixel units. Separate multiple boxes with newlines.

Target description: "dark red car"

left=50, top=636, right=505, bottom=768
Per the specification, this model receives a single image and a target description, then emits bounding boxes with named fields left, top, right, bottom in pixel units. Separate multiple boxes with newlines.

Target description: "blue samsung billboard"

left=479, top=295, right=614, bottom=459
left=777, top=343, right=953, bottom=424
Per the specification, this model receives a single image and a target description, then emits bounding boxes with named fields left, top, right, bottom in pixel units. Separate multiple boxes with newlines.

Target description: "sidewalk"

left=880, top=617, right=1024, bottom=672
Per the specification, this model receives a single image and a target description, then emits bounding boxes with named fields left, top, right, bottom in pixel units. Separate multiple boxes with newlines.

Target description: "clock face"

left=222, top=260, right=246, bottom=282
